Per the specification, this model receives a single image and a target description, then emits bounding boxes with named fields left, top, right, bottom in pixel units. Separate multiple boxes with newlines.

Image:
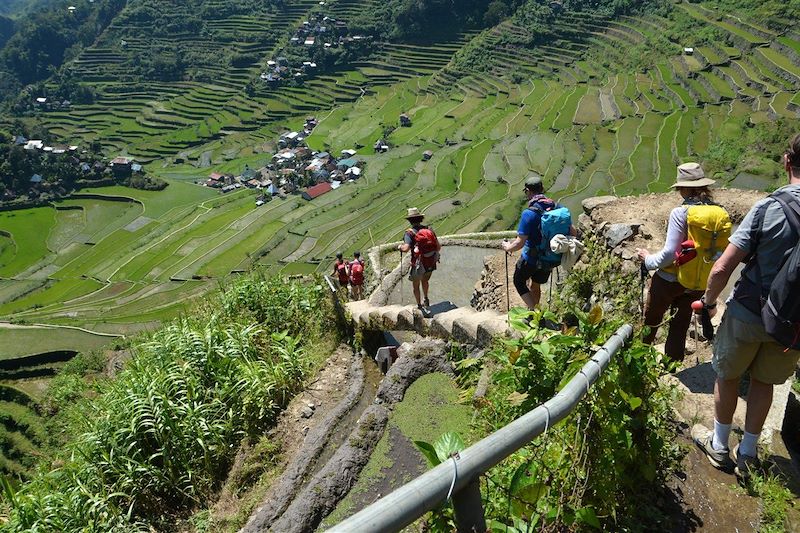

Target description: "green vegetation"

left=416, top=239, right=682, bottom=530
left=0, top=272, right=335, bottom=530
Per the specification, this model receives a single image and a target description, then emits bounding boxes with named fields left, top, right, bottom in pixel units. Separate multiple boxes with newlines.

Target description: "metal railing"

left=327, top=323, right=634, bottom=533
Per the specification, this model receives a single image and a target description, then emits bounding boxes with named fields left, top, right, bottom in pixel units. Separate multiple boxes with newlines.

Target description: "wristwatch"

left=700, top=296, right=717, bottom=310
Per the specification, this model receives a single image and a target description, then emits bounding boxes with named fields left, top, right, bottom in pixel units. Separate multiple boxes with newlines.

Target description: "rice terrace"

left=0, top=0, right=800, bottom=531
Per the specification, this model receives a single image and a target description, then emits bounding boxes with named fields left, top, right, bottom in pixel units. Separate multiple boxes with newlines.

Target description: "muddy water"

left=386, top=245, right=495, bottom=308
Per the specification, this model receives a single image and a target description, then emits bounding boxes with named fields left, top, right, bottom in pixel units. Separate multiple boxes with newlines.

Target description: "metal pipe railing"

left=327, top=323, right=633, bottom=533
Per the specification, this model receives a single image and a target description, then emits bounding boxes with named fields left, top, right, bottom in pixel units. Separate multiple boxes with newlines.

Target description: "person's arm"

left=694, top=243, right=749, bottom=317
left=502, top=234, right=527, bottom=253
left=398, top=231, right=412, bottom=253
left=637, top=208, right=686, bottom=270
left=503, top=209, right=534, bottom=253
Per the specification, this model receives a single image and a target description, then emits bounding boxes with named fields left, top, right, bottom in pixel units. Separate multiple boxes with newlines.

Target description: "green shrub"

left=1, top=274, right=332, bottom=531
left=434, top=243, right=681, bottom=531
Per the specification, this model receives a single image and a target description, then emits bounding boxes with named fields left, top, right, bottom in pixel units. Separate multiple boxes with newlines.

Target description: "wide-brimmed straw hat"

left=406, top=207, right=425, bottom=220
left=672, top=162, right=716, bottom=188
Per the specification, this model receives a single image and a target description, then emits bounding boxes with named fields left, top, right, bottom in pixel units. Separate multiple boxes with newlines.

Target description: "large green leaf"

left=575, top=506, right=601, bottom=529
left=433, top=431, right=465, bottom=463
left=413, top=440, right=440, bottom=467
left=509, top=307, right=535, bottom=332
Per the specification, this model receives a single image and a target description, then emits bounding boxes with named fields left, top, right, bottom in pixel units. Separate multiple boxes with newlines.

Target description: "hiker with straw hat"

left=397, top=207, right=440, bottom=315
left=636, top=162, right=731, bottom=364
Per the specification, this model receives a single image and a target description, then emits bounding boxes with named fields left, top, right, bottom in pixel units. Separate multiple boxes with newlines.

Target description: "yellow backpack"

left=669, top=205, right=732, bottom=290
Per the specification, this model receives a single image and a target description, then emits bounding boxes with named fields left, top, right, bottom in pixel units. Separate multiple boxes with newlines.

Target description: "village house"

left=423, top=150, right=434, bottom=161
left=337, top=157, right=360, bottom=171
left=399, top=113, right=412, bottom=127
left=302, top=181, right=332, bottom=201
left=374, top=139, right=389, bottom=153
left=30, top=174, right=43, bottom=184
left=345, top=167, right=362, bottom=179
left=110, top=157, right=133, bottom=179
left=24, top=140, right=44, bottom=151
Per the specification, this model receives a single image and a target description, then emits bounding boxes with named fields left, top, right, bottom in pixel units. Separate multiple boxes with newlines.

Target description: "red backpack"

left=407, top=227, right=439, bottom=269
left=336, top=261, right=349, bottom=283
left=350, top=260, right=364, bottom=284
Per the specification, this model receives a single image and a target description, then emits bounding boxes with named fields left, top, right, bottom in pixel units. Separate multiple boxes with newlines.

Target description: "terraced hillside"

left=4, top=0, right=800, bottom=349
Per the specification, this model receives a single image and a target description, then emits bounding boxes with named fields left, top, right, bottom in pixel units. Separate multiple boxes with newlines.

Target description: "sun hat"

left=672, top=162, right=716, bottom=188
left=406, top=207, right=425, bottom=220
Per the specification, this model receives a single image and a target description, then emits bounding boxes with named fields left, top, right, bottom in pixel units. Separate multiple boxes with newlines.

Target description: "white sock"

left=712, top=420, right=731, bottom=451
left=739, top=431, right=760, bottom=458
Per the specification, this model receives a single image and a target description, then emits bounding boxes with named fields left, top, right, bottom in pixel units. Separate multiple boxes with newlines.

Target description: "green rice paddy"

left=4, top=0, right=800, bottom=357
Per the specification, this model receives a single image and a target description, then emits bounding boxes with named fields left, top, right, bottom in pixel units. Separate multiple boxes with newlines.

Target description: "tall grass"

left=0, top=274, right=331, bottom=531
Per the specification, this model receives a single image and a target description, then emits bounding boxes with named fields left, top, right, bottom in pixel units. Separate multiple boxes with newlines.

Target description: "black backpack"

left=735, top=190, right=800, bottom=350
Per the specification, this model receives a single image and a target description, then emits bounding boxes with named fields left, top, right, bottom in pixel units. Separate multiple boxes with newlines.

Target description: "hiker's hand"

left=691, top=300, right=717, bottom=319
left=501, top=240, right=512, bottom=253
left=636, top=248, right=649, bottom=261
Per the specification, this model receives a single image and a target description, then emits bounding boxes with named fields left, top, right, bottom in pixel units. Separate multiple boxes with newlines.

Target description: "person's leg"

left=642, top=274, right=675, bottom=345
left=743, top=339, right=800, bottom=458
left=743, top=378, right=773, bottom=435
left=710, top=314, right=761, bottom=450
left=525, top=282, right=541, bottom=309
left=513, top=258, right=536, bottom=310
left=714, top=376, right=740, bottom=426
left=421, top=272, right=432, bottom=304
left=412, top=279, right=422, bottom=306
left=665, top=289, right=702, bottom=361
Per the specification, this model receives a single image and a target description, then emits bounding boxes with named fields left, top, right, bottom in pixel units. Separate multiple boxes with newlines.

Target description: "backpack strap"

left=743, top=199, right=772, bottom=264
left=770, top=190, right=800, bottom=237
left=527, top=196, right=555, bottom=213
left=738, top=192, right=800, bottom=303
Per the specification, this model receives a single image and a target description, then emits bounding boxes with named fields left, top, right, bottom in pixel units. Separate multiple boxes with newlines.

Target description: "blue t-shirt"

left=517, top=208, right=542, bottom=262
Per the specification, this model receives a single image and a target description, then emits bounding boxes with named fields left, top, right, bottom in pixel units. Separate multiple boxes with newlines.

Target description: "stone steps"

left=344, top=300, right=514, bottom=347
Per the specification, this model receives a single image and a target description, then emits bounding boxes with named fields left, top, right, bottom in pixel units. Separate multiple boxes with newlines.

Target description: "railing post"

left=452, top=478, right=486, bottom=533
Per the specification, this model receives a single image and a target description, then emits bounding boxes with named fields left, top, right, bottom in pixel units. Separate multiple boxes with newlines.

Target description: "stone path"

left=344, top=300, right=514, bottom=347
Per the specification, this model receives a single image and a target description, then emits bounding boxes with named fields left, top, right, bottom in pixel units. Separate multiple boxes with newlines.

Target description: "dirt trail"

left=472, top=189, right=800, bottom=530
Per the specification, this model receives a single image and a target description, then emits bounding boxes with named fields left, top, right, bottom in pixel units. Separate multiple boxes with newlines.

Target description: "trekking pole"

left=399, top=250, right=404, bottom=306
left=639, top=262, right=648, bottom=321
left=503, top=242, right=510, bottom=313
left=693, top=312, right=700, bottom=363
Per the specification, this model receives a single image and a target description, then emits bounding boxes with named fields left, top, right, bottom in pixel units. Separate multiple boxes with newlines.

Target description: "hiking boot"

left=423, top=297, right=430, bottom=308
left=733, top=445, right=760, bottom=483
left=691, top=424, right=733, bottom=470
left=418, top=304, right=432, bottom=318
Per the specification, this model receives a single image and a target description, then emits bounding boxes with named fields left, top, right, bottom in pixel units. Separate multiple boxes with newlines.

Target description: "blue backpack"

left=529, top=198, right=572, bottom=267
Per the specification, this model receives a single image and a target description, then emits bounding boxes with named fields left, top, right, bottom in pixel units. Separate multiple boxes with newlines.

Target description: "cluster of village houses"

left=202, top=116, right=364, bottom=205
left=259, top=10, right=369, bottom=85
left=4, top=135, right=141, bottom=196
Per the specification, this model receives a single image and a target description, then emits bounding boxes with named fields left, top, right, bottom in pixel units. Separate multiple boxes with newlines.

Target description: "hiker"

left=349, top=251, right=365, bottom=300
left=691, top=136, right=800, bottom=482
left=501, top=176, right=575, bottom=310
left=636, top=162, right=731, bottom=363
left=332, top=252, right=349, bottom=289
left=397, top=207, right=440, bottom=314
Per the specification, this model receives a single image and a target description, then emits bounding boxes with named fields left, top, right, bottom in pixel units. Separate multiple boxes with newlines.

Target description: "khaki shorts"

left=713, top=313, right=800, bottom=384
